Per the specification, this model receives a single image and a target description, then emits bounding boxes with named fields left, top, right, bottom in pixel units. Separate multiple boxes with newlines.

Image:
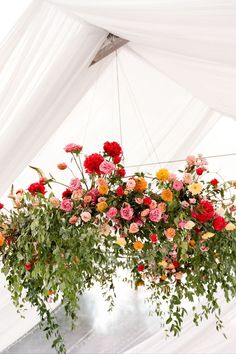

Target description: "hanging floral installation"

left=0, top=141, right=236, bottom=354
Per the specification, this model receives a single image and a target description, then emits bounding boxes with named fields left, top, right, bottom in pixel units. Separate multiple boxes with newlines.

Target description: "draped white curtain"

left=0, top=0, right=107, bottom=196
left=50, top=0, right=236, bottom=119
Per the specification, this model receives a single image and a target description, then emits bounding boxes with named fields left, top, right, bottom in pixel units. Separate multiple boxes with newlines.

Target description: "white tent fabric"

left=50, top=0, right=236, bottom=119
left=0, top=0, right=235, bottom=353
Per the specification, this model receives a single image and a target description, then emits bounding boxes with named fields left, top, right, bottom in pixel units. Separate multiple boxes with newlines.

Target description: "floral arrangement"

left=0, top=141, right=236, bottom=354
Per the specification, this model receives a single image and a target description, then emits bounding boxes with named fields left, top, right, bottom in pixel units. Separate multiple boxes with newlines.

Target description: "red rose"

left=116, top=186, right=124, bottom=196
left=113, top=155, right=122, bottom=164
left=62, top=189, right=72, bottom=199
left=143, top=197, right=152, bottom=206
left=191, top=200, right=215, bottom=223
left=28, top=182, right=46, bottom=196
left=103, top=141, right=122, bottom=157
left=211, top=178, right=219, bottom=186
left=84, top=153, right=104, bottom=174
left=138, top=264, right=144, bottom=272
left=150, top=233, right=158, bottom=243
left=39, top=177, right=47, bottom=185
left=196, top=167, right=205, bottom=176
left=173, top=260, right=179, bottom=268
left=117, top=168, right=126, bottom=177
left=24, top=262, right=32, bottom=271
left=0, top=203, right=4, bottom=209
left=213, top=216, right=227, bottom=231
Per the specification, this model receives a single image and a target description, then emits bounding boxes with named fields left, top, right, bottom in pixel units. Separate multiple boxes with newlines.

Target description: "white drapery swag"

left=50, top=0, right=236, bottom=119
left=0, top=0, right=107, bottom=196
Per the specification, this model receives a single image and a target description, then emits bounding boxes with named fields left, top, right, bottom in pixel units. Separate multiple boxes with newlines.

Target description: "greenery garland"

left=0, top=141, right=235, bottom=354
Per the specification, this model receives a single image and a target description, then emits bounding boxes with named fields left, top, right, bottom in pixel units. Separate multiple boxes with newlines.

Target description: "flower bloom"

left=138, top=264, right=144, bottom=272
left=161, top=189, right=173, bottom=202
left=99, top=223, right=111, bottom=236
left=106, top=207, right=118, bottom=219
left=150, top=233, right=158, bottom=243
left=135, top=197, right=143, bottom=204
left=72, top=190, right=83, bottom=201
left=156, top=169, right=170, bottom=181
left=69, top=178, right=81, bottom=191
left=62, top=189, right=72, bottom=199
left=201, top=232, right=215, bottom=240
left=196, top=167, right=205, bottom=175
left=28, top=182, right=46, bottom=196
left=113, top=155, right=122, bottom=164
left=60, top=199, right=73, bottom=212
left=183, top=173, right=193, bottom=184
left=84, top=153, right=104, bottom=174
left=81, top=211, right=91, bottom=222
left=157, top=202, right=166, bottom=213
left=150, top=200, right=157, bottom=209
left=49, top=197, right=60, bottom=208
left=98, top=184, right=109, bottom=195
left=86, top=188, right=99, bottom=203
left=64, top=143, right=82, bottom=153
left=211, top=178, right=219, bottom=186
left=192, top=200, right=214, bottom=223
left=184, top=220, right=195, bottom=230
left=99, top=160, right=115, bottom=174
left=129, top=223, right=139, bottom=233
left=143, top=197, right=152, bottom=206
left=164, top=228, right=176, bottom=239
left=186, top=155, right=196, bottom=166
left=0, top=233, right=5, bottom=247
left=173, top=180, right=183, bottom=191
left=180, top=201, right=190, bottom=208
left=189, top=198, right=196, bottom=204
left=141, top=208, right=150, bottom=217
left=57, top=162, right=67, bottom=170
left=225, top=222, right=236, bottom=231
left=116, top=237, right=126, bottom=247
left=175, top=272, right=183, bottom=280
left=149, top=208, right=162, bottom=222
left=188, top=182, right=203, bottom=195
left=126, top=178, right=136, bottom=190
left=96, top=201, right=108, bottom=213
left=120, top=206, right=134, bottom=220
left=116, top=186, right=124, bottom=196
left=213, top=216, right=227, bottom=231
left=200, top=245, right=209, bottom=252
left=69, top=215, right=78, bottom=224
left=0, top=203, right=4, bottom=209
left=134, top=177, right=147, bottom=192
left=117, top=168, right=126, bottom=177
left=103, top=141, right=122, bottom=157
left=133, top=240, right=144, bottom=251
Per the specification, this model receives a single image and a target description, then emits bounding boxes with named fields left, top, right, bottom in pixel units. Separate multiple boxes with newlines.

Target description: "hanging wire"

left=115, top=48, right=123, bottom=148
left=125, top=152, right=236, bottom=168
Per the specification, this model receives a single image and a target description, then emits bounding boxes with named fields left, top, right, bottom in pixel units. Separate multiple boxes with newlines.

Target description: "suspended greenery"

left=0, top=141, right=235, bottom=354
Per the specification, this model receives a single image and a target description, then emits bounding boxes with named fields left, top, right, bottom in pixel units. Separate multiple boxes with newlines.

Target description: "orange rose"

left=98, top=184, right=109, bottom=195
left=158, top=202, right=166, bottom=213
left=0, top=233, right=5, bottom=247
left=189, top=239, right=196, bottom=247
left=96, top=201, right=108, bottom=212
left=160, top=274, right=167, bottom=281
left=134, top=177, right=147, bottom=192
left=161, top=189, right=173, bottom=202
left=164, top=228, right=176, bottom=239
left=133, top=240, right=144, bottom=251
left=156, top=169, right=170, bottom=181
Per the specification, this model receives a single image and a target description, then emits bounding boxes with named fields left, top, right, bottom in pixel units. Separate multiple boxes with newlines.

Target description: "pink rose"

left=98, top=197, right=106, bottom=203
left=64, top=143, right=82, bottom=153
left=84, top=195, right=92, bottom=204
left=135, top=197, right=143, bottom=204
left=81, top=211, right=91, bottom=222
left=186, top=155, right=196, bottom=166
left=183, top=173, right=193, bottom=185
left=99, top=160, right=115, bottom=175
left=200, top=245, right=209, bottom=252
left=126, top=179, right=136, bottom=190
left=106, top=207, right=118, bottom=219
left=173, top=180, right=183, bottom=191
left=129, top=223, right=139, bottom=233
left=141, top=208, right=150, bottom=217
left=189, top=198, right=196, bottom=204
left=180, top=201, right=189, bottom=208
left=86, top=188, right=99, bottom=203
left=178, top=220, right=187, bottom=229
left=69, top=215, right=78, bottom=224
left=72, top=189, right=83, bottom=201
left=60, top=199, right=73, bottom=212
left=149, top=200, right=157, bottom=210
left=70, top=178, right=81, bottom=191
left=149, top=208, right=162, bottom=222
left=120, top=206, right=134, bottom=220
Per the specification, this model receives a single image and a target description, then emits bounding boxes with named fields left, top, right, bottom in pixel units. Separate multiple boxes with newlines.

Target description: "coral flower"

left=99, top=184, right=109, bottom=195
left=134, top=177, right=147, bottom=192
left=164, top=228, right=176, bottom=239
left=156, top=169, right=170, bottom=181
left=133, top=240, right=144, bottom=251
left=161, top=189, right=173, bottom=202
left=96, top=201, right=108, bottom=213
left=57, top=162, right=67, bottom=170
